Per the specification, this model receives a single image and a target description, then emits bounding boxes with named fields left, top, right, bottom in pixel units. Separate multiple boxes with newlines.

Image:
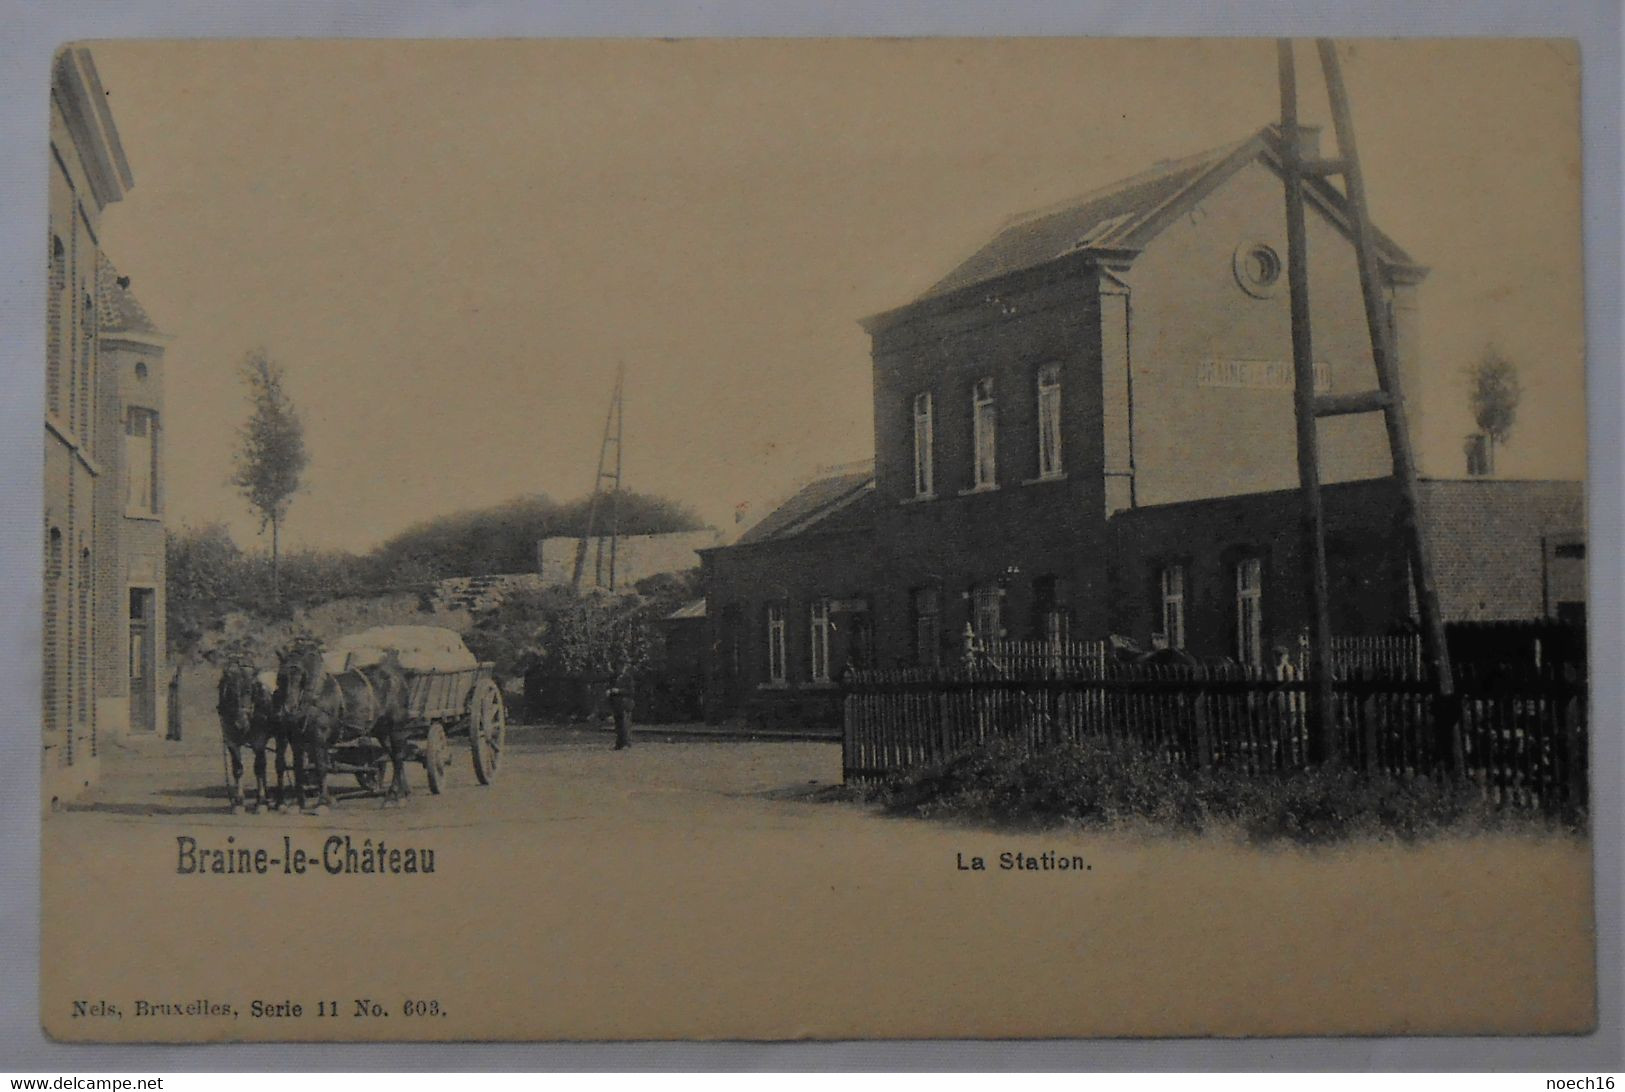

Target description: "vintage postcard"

left=40, top=37, right=1594, bottom=1041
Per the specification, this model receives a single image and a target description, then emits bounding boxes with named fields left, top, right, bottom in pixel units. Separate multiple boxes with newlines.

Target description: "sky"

left=86, top=37, right=1585, bottom=554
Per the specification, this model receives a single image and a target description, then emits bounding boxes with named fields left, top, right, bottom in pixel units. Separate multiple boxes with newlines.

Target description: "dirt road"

left=42, top=726, right=1595, bottom=1041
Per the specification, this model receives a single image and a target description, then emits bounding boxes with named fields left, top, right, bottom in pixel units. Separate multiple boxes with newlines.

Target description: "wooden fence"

left=841, top=658, right=1587, bottom=813
left=1328, top=634, right=1422, bottom=678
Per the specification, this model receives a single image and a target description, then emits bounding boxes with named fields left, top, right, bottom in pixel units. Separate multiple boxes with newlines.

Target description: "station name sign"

left=1197, top=358, right=1331, bottom=393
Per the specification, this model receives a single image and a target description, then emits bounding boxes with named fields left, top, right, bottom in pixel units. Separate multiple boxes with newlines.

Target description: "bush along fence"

left=841, top=633, right=1587, bottom=815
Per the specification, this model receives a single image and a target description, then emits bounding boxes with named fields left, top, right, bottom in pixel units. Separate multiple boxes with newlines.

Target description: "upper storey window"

left=1036, top=362, right=1062, bottom=479
left=972, top=377, right=996, bottom=489
left=126, top=409, right=158, bottom=516
left=911, top=392, right=934, bottom=497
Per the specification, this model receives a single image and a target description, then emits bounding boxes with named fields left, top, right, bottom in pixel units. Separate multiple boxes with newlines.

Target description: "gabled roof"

left=95, top=257, right=161, bottom=336
left=924, top=138, right=1249, bottom=299
left=733, top=463, right=876, bottom=546
left=883, top=125, right=1421, bottom=319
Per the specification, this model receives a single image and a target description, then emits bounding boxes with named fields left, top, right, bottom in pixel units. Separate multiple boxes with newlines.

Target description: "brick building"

left=44, top=47, right=167, bottom=806
left=700, top=466, right=878, bottom=725
left=699, top=125, right=1584, bottom=719
left=93, top=259, right=169, bottom=740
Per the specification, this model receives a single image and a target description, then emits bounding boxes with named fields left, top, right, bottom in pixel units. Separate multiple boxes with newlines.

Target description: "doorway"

left=129, top=587, right=156, bottom=732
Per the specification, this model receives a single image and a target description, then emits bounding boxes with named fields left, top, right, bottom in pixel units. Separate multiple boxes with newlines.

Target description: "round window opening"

left=1233, top=242, right=1282, bottom=298
left=134, top=362, right=149, bottom=380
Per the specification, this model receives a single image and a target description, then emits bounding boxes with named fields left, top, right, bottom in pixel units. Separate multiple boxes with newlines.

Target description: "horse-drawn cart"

left=318, top=628, right=507, bottom=797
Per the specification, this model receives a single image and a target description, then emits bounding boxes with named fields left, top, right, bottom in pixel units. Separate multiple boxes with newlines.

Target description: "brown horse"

left=216, top=660, right=287, bottom=812
left=275, top=641, right=414, bottom=812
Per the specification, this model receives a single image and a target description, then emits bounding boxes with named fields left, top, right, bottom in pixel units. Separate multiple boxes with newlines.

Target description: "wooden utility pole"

left=1276, top=38, right=1457, bottom=769
left=1277, top=41, right=1338, bottom=763
left=570, top=365, right=626, bottom=593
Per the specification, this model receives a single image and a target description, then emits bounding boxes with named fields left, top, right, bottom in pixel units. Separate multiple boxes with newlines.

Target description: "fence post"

left=1360, top=685, right=1380, bottom=775
left=1193, top=684, right=1212, bottom=771
left=1562, top=666, right=1586, bottom=811
left=1433, top=688, right=1465, bottom=778
left=841, top=691, right=854, bottom=783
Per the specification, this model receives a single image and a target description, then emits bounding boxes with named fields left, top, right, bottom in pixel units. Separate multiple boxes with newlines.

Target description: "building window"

left=809, top=599, right=831, bottom=682
left=64, top=545, right=76, bottom=727
left=78, top=545, right=91, bottom=722
left=1036, top=363, right=1063, bottom=479
left=766, top=603, right=786, bottom=684
left=1235, top=557, right=1263, bottom=668
left=972, top=584, right=1003, bottom=645
left=912, top=587, right=941, bottom=667
left=129, top=589, right=147, bottom=684
left=1233, top=241, right=1283, bottom=298
left=1032, top=575, right=1070, bottom=645
left=972, top=377, right=997, bottom=488
left=126, top=409, right=158, bottom=515
left=48, top=236, right=65, bottom=417
left=80, top=293, right=95, bottom=441
left=44, top=526, right=62, bottom=732
left=849, top=613, right=875, bottom=673
left=911, top=392, right=934, bottom=497
left=1160, top=564, right=1186, bottom=650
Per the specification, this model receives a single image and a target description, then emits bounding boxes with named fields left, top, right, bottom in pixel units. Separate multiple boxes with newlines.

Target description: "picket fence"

left=842, top=639, right=1586, bottom=813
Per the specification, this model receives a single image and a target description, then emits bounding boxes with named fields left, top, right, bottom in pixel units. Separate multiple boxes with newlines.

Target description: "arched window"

left=971, top=583, right=1003, bottom=645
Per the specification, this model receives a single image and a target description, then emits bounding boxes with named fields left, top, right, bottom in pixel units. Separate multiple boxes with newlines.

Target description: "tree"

left=369, top=490, right=705, bottom=579
left=231, top=349, right=308, bottom=597
left=165, top=523, right=243, bottom=654
left=1466, top=348, right=1523, bottom=473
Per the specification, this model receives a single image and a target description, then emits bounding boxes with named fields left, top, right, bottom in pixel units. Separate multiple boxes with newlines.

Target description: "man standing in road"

left=607, top=672, right=635, bottom=750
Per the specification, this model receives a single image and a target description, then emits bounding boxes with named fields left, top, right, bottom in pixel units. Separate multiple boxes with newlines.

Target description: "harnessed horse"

left=275, top=641, right=414, bottom=812
left=216, top=659, right=287, bottom=812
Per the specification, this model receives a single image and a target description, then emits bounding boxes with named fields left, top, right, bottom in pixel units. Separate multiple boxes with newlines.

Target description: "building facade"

left=700, top=467, right=878, bottom=727
left=700, top=125, right=1584, bottom=718
left=93, top=259, right=169, bottom=740
left=45, top=47, right=166, bottom=806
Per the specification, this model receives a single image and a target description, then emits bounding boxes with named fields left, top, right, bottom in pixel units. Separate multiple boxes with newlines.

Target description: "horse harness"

left=299, top=661, right=380, bottom=739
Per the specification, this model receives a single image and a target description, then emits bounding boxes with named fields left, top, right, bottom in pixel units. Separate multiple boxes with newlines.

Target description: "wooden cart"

left=333, top=661, right=507, bottom=795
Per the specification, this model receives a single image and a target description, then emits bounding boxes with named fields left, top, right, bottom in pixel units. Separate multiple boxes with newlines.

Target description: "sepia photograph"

left=34, top=34, right=1596, bottom=1042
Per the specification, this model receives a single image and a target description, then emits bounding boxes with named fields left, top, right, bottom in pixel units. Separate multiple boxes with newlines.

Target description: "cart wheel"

left=424, top=721, right=449, bottom=795
left=469, top=677, right=505, bottom=785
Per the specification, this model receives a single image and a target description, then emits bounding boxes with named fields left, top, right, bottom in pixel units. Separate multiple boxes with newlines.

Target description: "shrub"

left=870, top=737, right=1575, bottom=844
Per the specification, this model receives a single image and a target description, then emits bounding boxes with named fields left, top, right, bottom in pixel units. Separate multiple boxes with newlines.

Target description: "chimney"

left=1464, top=433, right=1493, bottom=477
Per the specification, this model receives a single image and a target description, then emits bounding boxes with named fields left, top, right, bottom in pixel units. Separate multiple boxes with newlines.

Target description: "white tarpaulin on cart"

left=321, top=626, right=478, bottom=674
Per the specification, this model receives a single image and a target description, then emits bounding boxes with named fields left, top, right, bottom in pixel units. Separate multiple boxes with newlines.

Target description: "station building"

left=699, top=125, right=1583, bottom=725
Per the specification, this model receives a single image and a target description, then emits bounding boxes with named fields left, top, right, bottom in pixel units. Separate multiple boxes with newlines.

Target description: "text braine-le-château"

left=175, top=835, right=435, bottom=875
